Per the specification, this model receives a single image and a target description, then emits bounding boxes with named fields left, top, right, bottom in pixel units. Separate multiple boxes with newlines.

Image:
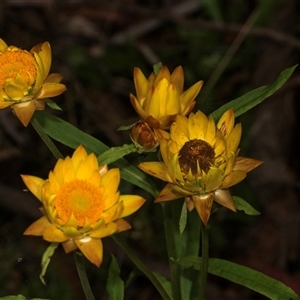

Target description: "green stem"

left=30, top=114, right=63, bottom=160
left=112, top=234, right=172, bottom=300
left=74, top=252, right=96, bottom=300
left=199, top=224, right=209, bottom=300
left=163, top=202, right=182, bottom=300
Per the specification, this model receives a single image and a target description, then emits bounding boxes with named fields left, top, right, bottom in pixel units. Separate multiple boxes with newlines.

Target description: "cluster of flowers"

left=0, top=39, right=261, bottom=267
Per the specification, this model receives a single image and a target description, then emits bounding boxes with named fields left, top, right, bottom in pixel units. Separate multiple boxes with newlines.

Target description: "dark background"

left=0, top=0, right=300, bottom=299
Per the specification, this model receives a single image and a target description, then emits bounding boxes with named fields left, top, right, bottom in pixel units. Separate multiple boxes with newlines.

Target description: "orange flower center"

left=0, top=50, right=37, bottom=88
left=53, top=179, right=105, bottom=227
left=179, top=139, right=215, bottom=174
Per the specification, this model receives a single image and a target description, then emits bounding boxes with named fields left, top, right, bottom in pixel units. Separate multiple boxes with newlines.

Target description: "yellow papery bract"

left=138, top=109, right=263, bottom=225
left=130, top=65, right=203, bottom=130
left=75, top=238, right=103, bottom=268
left=0, top=38, right=66, bottom=126
left=21, top=175, right=45, bottom=202
left=22, top=145, right=145, bottom=267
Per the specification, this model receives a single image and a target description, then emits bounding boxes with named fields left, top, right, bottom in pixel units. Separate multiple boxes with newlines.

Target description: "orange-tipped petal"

left=217, top=108, right=235, bottom=138
left=191, top=193, right=214, bottom=225
left=75, top=237, right=103, bottom=267
left=214, top=189, right=236, bottom=212
left=154, top=183, right=185, bottom=203
left=115, top=219, right=131, bottom=232
left=37, top=82, right=66, bottom=99
left=138, top=161, right=172, bottom=182
left=12, top=101, right=36, bottom=126
left=233, top=157, right=263, bottom=173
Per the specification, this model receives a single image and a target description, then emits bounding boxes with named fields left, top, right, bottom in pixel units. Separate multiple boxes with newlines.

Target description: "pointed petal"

left=129, top=93, right=148, bottom=120
left=205, top=115, right=216, bottom=145
left=188, top=111, right=208, bottom=140
left=133, top=67, right=149, bottom=103
left=180, top=80, right=203, bottom=111
left=43, top=224, right=68, bottom=242
left=0, top=100, right=13, bottom=109
left=119, top=195, right=145, bottom=218
left=154, top=183, right=185, bottom=202
left=233, top=157, right=263, bottom=173
left=24, top=216, right=50, bottom=236
left=12, top=101, right=36, bottom=126
left=62, top=239, right=77, bottom=253
left=221, top=170, right=247, bottom=188
left=217, top=108, right=235, bottom=138
left=37, top=82, right=66, bottom=99
left=191, top=193, right=214, bottom=225
left=170, top=115, right=189, bottom=147
left=0, top=38, right=8, bottom=52
left=71, top=145, right=88, bottom=171
left=214, top=189, right=236, bottom=212
left=75, top=237, right=103, bottom=267
left=138, top=161, right=172, bottom=182
left=45, top=73, right=63, bottom=83
left=115, top=219, right=131, bottom=232
left=21, top=175, right=45, bottom=202
left=170, top=65, right=184, bottom=94
left=227, top=124, right=242, bottom=154
left=90, top=222, right=118, bottom=238
left=101, top=168, right=120, bottom=190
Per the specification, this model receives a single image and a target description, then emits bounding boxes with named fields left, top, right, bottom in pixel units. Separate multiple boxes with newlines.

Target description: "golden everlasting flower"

left=22, top=145, right=145, bottom=267
left=130, top=65, right=203, bottom=130
left=0, top=39, right=66, bottom=126
left=139, top=109, right=262, bottom=225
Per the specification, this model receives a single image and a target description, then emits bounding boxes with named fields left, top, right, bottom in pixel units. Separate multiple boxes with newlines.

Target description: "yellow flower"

left=22, top=145, right=145, bottom=267
left=129, top=65, right=203, bottom=130
left=0, top=39, right=66, bottom=126
left=138, top=109, right=262, bottom=225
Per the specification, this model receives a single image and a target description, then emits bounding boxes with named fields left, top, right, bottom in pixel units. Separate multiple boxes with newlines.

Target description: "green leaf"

left=98, top=144, right=138, bottom=165
left=152, top=272, right=172, bottom=299
left=233, top=196, right=260, bottom=216
left=117, top=123, right=136, bottom=131
left=177, top=256, right=300, bottom=300
left=40, top=242, right=59, bottom=285
left=179, top=201, right=187, bottom=234
left=212, top=64, right=298, bottom=121
left=45, top=99, right=62, bottom=111
left=33, top=111, right=157, bottom=197
left=106, top=255, right=124, bottom=300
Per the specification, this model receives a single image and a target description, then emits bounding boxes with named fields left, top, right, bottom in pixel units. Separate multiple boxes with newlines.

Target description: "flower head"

left=138, top=109, right=262, bottom=225
left=22, top=145, right=145, bottom=267
left=130, top=65, right=203, bottom=130
left=0, top=39, right=66, bottom=126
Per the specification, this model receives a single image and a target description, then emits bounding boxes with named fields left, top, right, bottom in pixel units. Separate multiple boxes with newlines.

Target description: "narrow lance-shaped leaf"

left=98, top=144, right=138, bottom=165
left=33, top=111, right=158, bottom=197
left=40, top=242, right=59, bottom=285
left=212, top=64, right=297, bottom=121
left=106, top=255, right=124, bottom=300
left=233, top=196, right=260, bottom=216
left=177, top=256, right=300, bottom=300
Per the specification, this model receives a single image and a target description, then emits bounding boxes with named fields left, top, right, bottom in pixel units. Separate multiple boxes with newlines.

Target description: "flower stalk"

left=112, top=234, right=172, bottom=300
left=75, top=252, right=96, bottom=300
left=199, top=223, right=209, bottom=300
